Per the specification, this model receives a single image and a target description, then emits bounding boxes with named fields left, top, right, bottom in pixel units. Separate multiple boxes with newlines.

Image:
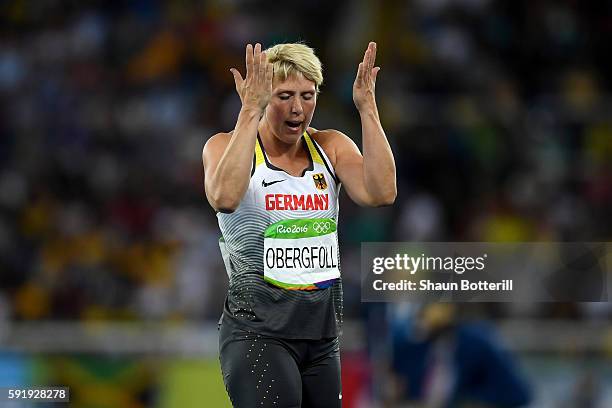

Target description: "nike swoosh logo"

left=262, top=179, right=286, bottom=187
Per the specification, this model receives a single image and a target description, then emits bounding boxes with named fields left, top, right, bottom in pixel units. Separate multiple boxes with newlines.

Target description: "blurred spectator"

left=387, top=304, right=532, bottom=407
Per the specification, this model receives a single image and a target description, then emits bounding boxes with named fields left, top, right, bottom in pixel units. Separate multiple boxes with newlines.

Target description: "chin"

left=273, top=128, right=302, bottom=144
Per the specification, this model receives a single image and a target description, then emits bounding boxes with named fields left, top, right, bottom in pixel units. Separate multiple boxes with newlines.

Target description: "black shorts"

left=219, top=322, right=342, bottom=408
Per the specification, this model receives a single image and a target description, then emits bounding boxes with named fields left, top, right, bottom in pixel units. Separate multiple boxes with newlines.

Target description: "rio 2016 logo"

left=276, top=224, right=309, bottom=234
left=313, top=221, right=331, bottom=234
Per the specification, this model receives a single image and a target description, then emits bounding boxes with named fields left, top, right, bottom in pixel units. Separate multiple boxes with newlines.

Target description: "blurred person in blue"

left=387, top=303, right=532, bottom=408
left=202, top=42, right=396, bottom=407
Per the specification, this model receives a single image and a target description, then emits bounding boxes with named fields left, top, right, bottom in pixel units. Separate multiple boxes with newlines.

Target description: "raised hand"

left=353, top=42, right=380, bottom=112
left=230, top=43, right=274, bottom=112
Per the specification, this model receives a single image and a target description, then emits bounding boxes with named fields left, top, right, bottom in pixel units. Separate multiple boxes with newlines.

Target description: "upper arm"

left=202, top=132, right=231, bottom=200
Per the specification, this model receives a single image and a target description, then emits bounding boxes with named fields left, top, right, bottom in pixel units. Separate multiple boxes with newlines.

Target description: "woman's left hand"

left=353, top=42, right=380, bottom=112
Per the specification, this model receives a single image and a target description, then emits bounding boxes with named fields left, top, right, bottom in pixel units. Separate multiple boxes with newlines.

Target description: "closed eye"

left=278, top=92, right=315, bottom=101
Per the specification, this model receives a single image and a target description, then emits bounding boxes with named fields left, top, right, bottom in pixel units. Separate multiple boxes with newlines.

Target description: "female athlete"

left=202, top=41, right=396, bottom=408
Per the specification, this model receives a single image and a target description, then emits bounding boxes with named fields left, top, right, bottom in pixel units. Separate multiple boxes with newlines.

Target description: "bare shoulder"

left=309, top=128, right=355, bottom=147
left=204, top=131, right=233, bottom=148
left=308, top=128, right=357, bottom=165
left=202, top=131, right=232, bottom=161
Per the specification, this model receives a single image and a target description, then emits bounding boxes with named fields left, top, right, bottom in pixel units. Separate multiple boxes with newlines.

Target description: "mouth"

left=285, top=120, right=303, bottom=133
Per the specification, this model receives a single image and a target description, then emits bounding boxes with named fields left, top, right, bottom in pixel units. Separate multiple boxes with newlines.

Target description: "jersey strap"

left=304, top=131, right=339, bottom=184
left=255, top=136, right=265, bottom=167
left=303, top=132, right=325, bottom=165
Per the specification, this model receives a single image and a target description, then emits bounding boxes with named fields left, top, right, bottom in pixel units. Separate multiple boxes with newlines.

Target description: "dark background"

left=0, top=1, right=610, bottom=407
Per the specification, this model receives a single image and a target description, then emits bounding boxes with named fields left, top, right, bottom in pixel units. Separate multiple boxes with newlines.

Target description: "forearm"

left=359, top=104, right=397, bottom=205
left=208, top=107, right=261, bottom=209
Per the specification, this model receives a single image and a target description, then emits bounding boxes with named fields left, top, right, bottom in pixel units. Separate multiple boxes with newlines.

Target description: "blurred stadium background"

left=0, top=0, right=610, bottom=407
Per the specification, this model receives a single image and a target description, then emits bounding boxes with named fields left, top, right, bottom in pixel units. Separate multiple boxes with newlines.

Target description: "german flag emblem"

left=313, top=173, right=327, bottom=190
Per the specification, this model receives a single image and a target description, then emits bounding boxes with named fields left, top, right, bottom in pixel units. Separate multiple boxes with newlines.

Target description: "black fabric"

left=222, top=275, right=342, bottom=340
left=219, top=322, right=342, bottom=408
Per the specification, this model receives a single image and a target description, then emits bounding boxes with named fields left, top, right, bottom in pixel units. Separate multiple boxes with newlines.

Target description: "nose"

left=291, top=97, right=303, bottom=115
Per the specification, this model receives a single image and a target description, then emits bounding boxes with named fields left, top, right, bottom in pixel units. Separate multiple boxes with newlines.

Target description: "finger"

left=372, top=66, right=380, bottom=84
left=365, top=49, right=373, bottom=82
left=230, top=68, right=243, bottom=87
left=245, top=44, right=253, bottom=80
left=356, top=62, right=364, bottom=84
left=266, top=59, right=273, bottom=86
left=259, top=51, right=267, bottom=84
left=362, top=46, right=369, bottom=66
left=253, top=43, right=261, bottom=81
left=369, top=42, right=377, bottom=72
left=365, top=43, right=374, bottom=74
left=362, top=47, right=372, bottom=82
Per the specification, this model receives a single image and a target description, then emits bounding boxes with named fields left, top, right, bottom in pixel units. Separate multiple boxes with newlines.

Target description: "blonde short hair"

left=264, top=43, right=323, bottom=92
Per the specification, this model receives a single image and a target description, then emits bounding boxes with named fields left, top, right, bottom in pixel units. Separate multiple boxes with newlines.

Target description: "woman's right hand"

left=230, top=43, right=273, bottom=113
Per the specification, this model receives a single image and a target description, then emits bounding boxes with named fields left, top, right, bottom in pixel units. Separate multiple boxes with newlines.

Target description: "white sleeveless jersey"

left=217, top=131, right=343, bottom=339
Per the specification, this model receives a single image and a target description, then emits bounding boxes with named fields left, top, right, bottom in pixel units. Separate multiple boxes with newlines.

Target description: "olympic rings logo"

left=313, top=221, right=331, bottom=234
